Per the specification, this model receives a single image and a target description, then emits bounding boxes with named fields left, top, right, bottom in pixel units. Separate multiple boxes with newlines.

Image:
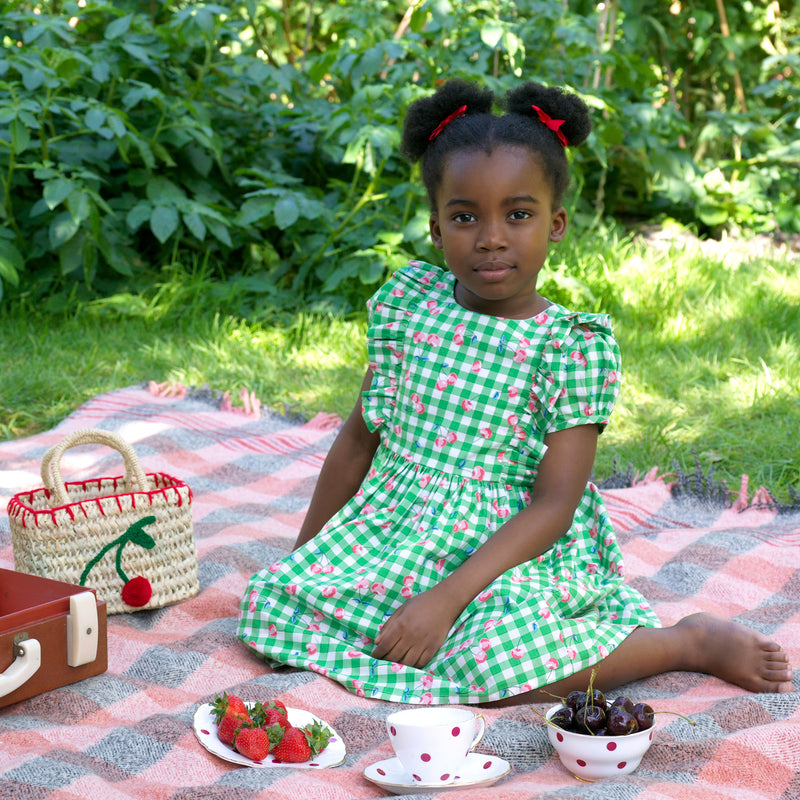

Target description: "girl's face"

left=429, top=146, right=567, bottom=319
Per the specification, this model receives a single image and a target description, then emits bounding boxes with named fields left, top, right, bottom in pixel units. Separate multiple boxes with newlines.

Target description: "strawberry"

left=217, top=709, right=250, bottom=747
left=233, top=727, right=272, bottom=762
left=303, top=719, right=333, bottom=757
left=263, top=707, right=291, bottom=730
left=257, top=699, right=288, bottom=717
left=270, top=719, right=333, bottom=763
left=210, top=692, right=250, bottom=724
left=268, top=699, right=288, bottom=715
left=271, top=726, right=311, bottom=763
left=250, top=701, right=290, bottom=730
left=210, top=692, right=252, bottom=747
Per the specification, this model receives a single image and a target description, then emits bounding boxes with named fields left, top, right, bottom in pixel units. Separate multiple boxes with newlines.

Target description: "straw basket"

left=7, top=428, right=199, bottom=614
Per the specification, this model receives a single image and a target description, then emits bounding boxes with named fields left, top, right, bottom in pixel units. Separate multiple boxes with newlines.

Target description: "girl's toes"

left=764, top=661, right=793, bottom=690
left=764, top=666, right=791, bottom=683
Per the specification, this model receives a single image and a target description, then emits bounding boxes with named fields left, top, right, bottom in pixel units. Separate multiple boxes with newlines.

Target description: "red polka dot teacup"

left=386, top=707, right=486, bottom=785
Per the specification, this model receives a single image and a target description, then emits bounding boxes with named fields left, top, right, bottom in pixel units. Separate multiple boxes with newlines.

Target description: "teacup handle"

left=469, top=713, right=486, bottom=751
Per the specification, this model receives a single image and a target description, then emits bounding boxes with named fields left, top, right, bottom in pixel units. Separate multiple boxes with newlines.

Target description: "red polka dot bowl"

left=545, top=704, right=657, bottom=781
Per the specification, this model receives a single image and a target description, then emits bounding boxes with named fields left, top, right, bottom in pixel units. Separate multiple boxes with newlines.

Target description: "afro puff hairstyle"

left=400, top=79, right=591, bottom=209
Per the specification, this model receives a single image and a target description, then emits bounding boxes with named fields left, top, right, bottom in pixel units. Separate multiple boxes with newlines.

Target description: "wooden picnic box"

left=0, top=568, right=107, bottom=708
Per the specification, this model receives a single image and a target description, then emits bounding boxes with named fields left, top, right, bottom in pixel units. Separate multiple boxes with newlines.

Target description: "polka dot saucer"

left=363, top=753, right=511, bottom=794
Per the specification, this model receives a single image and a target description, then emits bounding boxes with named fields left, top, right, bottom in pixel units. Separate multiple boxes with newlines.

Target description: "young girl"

left=237, top=80, right=792, bottom=706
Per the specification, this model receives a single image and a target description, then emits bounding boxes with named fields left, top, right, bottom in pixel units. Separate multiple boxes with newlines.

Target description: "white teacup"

left=386, top=707, right=486, bottom=785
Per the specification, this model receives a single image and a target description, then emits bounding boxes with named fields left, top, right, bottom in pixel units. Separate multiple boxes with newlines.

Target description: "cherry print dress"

left=237, top=262, right=661, bottom=704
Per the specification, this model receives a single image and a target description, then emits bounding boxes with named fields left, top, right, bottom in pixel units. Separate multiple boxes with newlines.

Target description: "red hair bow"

left=531, top=104, right=569, bottom=147
left=429, top=105, right=468, bottom=141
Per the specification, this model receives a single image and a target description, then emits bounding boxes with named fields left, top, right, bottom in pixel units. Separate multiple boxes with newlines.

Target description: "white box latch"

left=66, top=591, right=99, bottom=667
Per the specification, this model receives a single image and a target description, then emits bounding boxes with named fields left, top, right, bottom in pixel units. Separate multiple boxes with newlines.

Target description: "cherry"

left=632, top=702, right=655, bottom=731
left=609, top=695, right=634, bottom=713
left=549, top=706, right=575, bottom=730
left=565, top=690, right=586, bottom=711
left=588, top=689, right=606, bottom=710
left=576, top=705, right=606, bottom=734
left=606, top=707, right=639, bottom=736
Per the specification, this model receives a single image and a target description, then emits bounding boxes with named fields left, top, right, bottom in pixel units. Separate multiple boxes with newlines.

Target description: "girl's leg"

left=481, top=612, right=794, bottom=708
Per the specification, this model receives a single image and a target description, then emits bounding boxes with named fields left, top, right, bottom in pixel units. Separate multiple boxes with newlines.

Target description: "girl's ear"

left=549, top=207, right=568, bottom=243
left=429, top=214, right=444, bottom=249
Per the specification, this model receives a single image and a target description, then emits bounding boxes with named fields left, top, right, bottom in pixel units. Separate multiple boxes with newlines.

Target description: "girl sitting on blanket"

left=237, top=79, right=793, bottom=705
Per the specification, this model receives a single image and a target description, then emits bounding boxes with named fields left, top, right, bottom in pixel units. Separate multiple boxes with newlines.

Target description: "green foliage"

left=1, top=0, right=798, bottom=308
left=1, top=2, right=246, bottom=302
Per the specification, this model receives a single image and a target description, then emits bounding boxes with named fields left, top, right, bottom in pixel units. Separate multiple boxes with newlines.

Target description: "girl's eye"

left=509, top=210, right=532, bottom=221
left=452, top=212, right=476, bottom=224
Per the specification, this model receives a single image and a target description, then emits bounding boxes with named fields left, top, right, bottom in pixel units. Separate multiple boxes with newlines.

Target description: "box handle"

left=0, top=638, right=41, bottom=698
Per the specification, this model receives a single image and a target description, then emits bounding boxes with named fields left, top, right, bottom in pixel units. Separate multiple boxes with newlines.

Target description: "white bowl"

left=545, top=703, right=656, bottom=781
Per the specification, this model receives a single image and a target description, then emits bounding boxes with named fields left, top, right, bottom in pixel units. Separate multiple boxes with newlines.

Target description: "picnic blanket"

left=1, top=384, right=798, bottom=800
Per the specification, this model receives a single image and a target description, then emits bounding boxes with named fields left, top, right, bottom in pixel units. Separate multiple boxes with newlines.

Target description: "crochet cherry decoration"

left=80, top=515, right=157, bottom=608
left=121, top=575, right=153, bottom=607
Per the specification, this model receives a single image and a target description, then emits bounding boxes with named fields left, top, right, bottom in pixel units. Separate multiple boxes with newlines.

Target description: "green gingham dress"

left=237, top=262, right=661, bottom=704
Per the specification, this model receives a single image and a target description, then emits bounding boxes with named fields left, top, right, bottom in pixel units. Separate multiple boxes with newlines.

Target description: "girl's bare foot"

left=480, top=612, right=793, bottom=708
left=674, top=612, right=794, bottom=693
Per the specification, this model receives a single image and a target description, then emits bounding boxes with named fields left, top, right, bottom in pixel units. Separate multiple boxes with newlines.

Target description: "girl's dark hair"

left=400, top=80, right=591, bottom=209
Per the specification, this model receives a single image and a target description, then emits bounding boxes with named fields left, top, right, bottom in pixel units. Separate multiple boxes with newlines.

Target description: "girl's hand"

left=371, top=585, right=460, bottom=669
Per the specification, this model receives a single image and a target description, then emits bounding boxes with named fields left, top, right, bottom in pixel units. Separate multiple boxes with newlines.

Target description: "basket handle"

left=41, top=428, right=149, bottom=507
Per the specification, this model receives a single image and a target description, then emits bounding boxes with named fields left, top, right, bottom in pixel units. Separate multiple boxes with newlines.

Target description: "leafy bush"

left=0, top=3, right=249, bottom=303
left=1, top=0, right=798, bottom=308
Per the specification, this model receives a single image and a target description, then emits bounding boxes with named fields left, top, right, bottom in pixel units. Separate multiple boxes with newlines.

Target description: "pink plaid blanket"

left=1, top=385, right=798, bottom=799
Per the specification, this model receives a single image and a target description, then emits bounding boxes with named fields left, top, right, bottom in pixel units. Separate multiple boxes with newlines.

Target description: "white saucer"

left=193, top=704, right=346, bottom=768
left=363, top=753, right=511, bottom=794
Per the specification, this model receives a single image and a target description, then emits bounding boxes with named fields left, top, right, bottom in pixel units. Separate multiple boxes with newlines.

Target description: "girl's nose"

left=477, top=218, right=507, bottom=251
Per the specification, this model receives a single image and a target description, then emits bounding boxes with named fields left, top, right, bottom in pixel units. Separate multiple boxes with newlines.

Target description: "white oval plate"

left=193, top=703, right=346, bottom=768
left=364, top=753, right=511, bottom=794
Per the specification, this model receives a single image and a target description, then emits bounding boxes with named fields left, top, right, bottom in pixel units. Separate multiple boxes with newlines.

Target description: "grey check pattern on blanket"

left=1, top=385, right=798, bottom=800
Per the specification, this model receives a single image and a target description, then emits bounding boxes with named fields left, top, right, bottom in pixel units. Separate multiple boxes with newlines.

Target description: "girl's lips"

left=475, top=262, right=514, bottom=281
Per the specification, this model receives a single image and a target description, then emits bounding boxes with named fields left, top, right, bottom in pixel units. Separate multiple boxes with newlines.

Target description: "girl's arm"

left=371, top=422, right=599, bottom=667
left=293, top=369, right=380, bottom=550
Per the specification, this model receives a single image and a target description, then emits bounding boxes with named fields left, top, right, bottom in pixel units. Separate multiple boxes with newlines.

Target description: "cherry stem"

left=530, top=706, right=601, bottom=736
left=653, top=710, right=696, bottom=726
left=531, top=706, right=572, bottom=732
left=539, top=689, right=565, bottom=701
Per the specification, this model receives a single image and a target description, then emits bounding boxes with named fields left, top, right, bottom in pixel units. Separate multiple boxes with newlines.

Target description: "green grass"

left=0, top=309, right=367, bottom=438
left=2, top=233, right=798, bottom=503
left=599, top=243, right=800, bottom=497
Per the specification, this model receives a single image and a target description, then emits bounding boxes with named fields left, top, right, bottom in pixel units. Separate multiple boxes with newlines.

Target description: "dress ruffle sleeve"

left=362, top=262, right=437, bottom=433
left=530, top=309, right=621, bottom=435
